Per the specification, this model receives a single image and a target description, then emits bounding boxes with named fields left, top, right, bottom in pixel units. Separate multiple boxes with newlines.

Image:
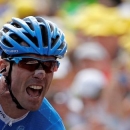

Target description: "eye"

left=43, top=62, right=52, bottom=67
left=26, top=60, right=39, bottom=64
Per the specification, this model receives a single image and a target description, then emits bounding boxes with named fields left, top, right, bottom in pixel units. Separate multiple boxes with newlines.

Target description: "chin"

left=23, top=104, right=40, bottom=111
left=29, top=105, right=41, bottom=111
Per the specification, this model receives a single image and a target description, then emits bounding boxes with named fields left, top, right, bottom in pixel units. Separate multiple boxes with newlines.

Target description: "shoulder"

left=28, top=98, right=66, bottom=130
left=39, top=98, right=61, bottom=119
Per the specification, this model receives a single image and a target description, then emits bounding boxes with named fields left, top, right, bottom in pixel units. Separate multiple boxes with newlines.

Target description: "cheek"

left=47, top=73, right=53, bottom=82
left=11, top=67, right=29, bottom=89
left=12, top=64, right=31, bottom=78
left=45, top=73, right=54, bottom=89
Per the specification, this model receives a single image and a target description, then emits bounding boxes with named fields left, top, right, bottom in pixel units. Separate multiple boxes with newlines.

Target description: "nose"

left=33, top=70, right=46, bottom=80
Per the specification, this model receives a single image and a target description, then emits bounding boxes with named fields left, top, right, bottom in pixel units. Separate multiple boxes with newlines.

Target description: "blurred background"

left=2, top=0, right=130, bottom=129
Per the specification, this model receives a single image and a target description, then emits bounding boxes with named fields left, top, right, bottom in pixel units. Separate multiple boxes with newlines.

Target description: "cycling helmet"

left=0, top=16, right=67, bottom=58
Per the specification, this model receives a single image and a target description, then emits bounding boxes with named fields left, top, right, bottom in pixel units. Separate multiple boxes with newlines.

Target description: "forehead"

left=17, top=54, right=56, bottom=60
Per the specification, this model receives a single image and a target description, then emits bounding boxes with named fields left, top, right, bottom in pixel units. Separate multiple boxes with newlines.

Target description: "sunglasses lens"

left=18, top=59, right=58, bottom=72
left=18, top=59, right=39, bottom=71
left=42, top=61, right=58, bottom=73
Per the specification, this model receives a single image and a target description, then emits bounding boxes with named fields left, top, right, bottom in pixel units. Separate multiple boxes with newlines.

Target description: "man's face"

left=8, top=54, right=56, bottom=111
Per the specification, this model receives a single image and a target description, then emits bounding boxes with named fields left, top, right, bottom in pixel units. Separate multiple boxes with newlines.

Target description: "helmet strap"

left=5, top=61, right=25, bottom=109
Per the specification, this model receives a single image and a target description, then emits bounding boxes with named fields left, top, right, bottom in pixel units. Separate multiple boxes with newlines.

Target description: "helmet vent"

left=3, top=39, right=13, bottom=47
left=12, top=23, right=21, bottom=28
left=10, top=34, right=30, bottom=47
left=24, top=33, right=38, bottom=47
left=58, top=41, right=65, bottom=50
left=51, top=36, right=59, bottom=48
left=3, top=28, right=9, bottom=33
left=26, top=22, right=34, bottom=31
left=40, top=25, right=48, bottom=47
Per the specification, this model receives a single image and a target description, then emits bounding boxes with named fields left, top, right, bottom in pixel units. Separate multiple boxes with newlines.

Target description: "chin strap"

left=0, top=68, right=6, bottom=73
left=5, top=61, right=24, bottom=109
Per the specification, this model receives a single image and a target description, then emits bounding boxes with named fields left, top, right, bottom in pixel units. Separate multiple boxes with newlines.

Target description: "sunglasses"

left=4, top=56, right=60, bottom=73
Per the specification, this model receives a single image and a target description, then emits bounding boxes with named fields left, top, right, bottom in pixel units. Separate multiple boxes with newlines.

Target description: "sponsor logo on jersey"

left=17, top=125, right=25, bottom=130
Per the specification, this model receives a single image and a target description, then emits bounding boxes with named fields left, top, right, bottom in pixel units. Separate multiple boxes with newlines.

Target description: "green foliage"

left=61, top=0, right=97, bottom=14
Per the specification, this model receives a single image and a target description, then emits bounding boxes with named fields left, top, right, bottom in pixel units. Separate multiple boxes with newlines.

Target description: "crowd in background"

left=1, top=0, right=130, bottom=130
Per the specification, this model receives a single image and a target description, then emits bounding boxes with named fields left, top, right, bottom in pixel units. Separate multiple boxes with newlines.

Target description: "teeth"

left=29, top=86, right=42, bottom=90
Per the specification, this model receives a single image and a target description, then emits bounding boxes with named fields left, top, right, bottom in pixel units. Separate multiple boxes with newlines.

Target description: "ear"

left=0, top=60, right=9, bottom=76
left=0, top=59, right=7, bottom=70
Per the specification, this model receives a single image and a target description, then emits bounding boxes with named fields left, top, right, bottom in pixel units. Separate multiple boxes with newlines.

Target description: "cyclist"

left=0, top=16, right=67, bottom=130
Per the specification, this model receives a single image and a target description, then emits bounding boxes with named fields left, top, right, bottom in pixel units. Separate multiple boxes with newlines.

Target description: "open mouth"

left=26, top=86, right=43, bottom=98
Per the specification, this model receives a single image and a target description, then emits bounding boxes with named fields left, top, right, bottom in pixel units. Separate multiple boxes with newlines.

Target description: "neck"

left=0, top=92, right=29, bottom=119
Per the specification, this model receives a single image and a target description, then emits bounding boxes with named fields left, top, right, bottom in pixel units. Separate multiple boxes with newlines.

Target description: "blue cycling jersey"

left=0, top=98, right=66, bottom=130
